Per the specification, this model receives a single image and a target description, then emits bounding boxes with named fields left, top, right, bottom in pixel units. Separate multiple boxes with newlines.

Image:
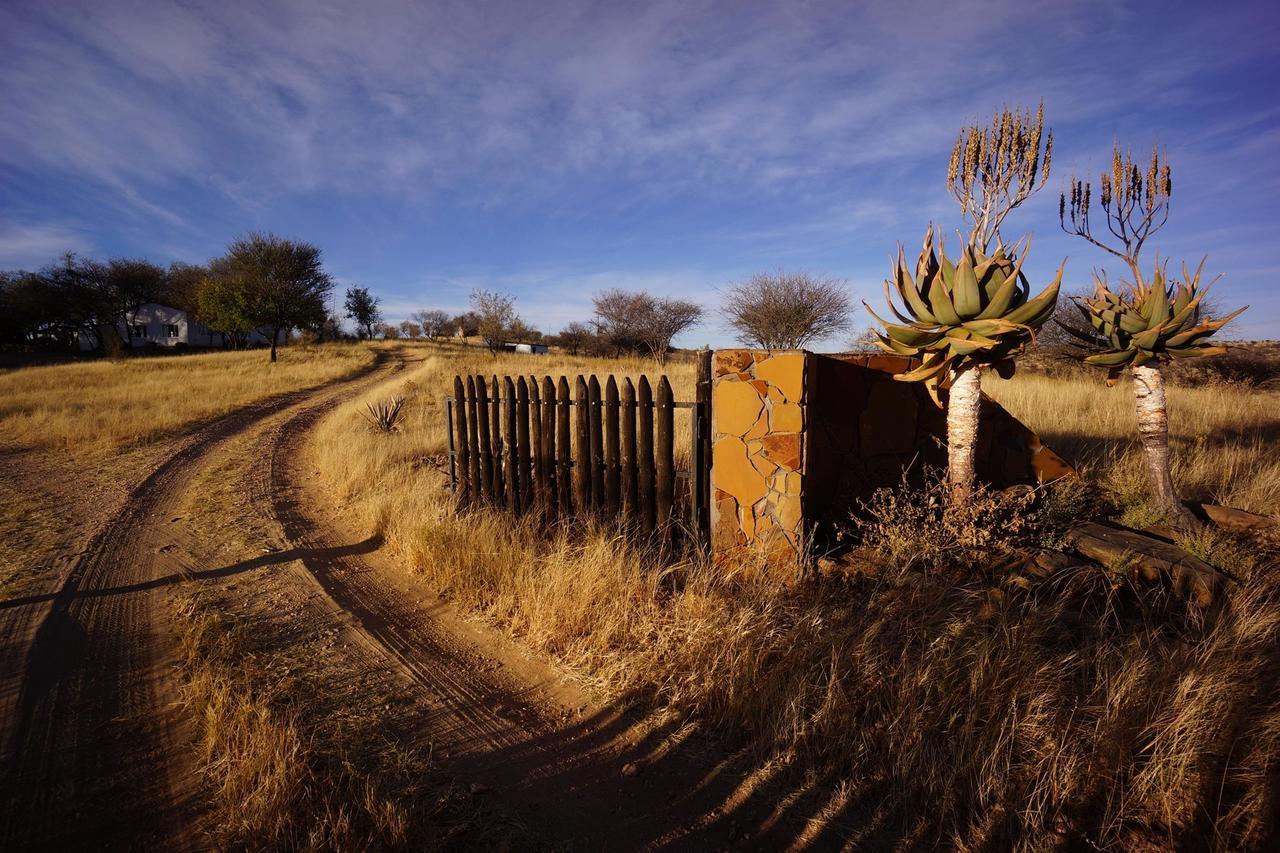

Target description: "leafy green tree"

left=344, top=286, right=381, bottom=340
left=195, top=268, right=255, bottom=349
left=221, top=233, right=333, bottom=362
left=37, top=253, right=111, bottom=352
left=99, top=258, right=167, bottom=351
left=163, top=262, right=208, bottom=314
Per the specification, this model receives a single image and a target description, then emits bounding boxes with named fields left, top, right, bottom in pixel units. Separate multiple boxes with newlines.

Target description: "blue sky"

left=2, top=0, right=1277, bottom=345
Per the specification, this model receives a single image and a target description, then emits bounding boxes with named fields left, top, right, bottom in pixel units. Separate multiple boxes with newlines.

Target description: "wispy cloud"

left=0, top=221, right=89, bottom=267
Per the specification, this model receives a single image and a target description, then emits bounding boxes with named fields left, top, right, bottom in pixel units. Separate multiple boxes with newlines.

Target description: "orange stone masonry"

left=710, top=350, right=810, bottom=566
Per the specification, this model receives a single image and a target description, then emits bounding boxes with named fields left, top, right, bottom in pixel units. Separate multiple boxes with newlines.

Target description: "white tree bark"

left=947, top=364, right=983, bottom=501
left=1131, top=363, right=1186, bottom=520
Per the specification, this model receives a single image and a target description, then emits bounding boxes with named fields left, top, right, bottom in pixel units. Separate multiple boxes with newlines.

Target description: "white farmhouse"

left=78, top=303, right=281, bottom=351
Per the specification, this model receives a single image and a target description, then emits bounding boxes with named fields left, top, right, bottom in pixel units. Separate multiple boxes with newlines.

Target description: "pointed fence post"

left=475, top=375, right=494, bottom=503
left=637, top=376, right=656, bottom=531
left=503, top=377, right=519, bottom=514
left=528, top=377, right=544, bottom=513
left=573, top=375, right=591, bottom=513
left=517, top=377, right=533, bottom=512
left=656, top=376, right=675, bottom=528
left=453, top=376, right=471, bottom=504
left=621, top=377, right=637, bottom=519
left=466, top=376, right=482, bottom=502
left=491, top=374, right=505, bottom=506
left=544, top=376, right=559, bottom=515
left=603, top=376, right=620, bottom=516
left=557, top=377, right=573, bottom=511
left=588, top=375, right=604, bottom=509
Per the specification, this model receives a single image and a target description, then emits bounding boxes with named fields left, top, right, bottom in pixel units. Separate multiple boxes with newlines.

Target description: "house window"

left=131, top=323, right=146, bottom=338
left=166, top=324, right=179, bottom=339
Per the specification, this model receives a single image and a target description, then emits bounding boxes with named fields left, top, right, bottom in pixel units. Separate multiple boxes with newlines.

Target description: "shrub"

left=852, top=469, right=1037, bottom=572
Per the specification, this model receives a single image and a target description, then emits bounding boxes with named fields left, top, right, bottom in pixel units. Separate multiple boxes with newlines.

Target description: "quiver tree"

left=1061, top=145, right=1247, bottom=523
left=870, top=103, right=1063, bottom=500
left=868, top=228, right=1062, bottom=498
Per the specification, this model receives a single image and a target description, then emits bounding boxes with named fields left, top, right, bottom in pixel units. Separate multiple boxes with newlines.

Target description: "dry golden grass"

left=0, top=343, right=376, bottom=455
left=174, top=593, right=467, bottom=850
left=309, top=345, right=1279, bottom=848
left=987, top=371, right=1280, bottom=516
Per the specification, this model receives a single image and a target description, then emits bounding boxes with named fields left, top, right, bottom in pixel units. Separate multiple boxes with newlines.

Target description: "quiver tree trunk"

left=946, top=363, right=982, bottom=501
left=1130, top=364, right=1193, bottom=524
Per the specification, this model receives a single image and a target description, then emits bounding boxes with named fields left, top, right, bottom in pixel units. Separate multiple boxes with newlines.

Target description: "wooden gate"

left=445, top=359, right=712, bottom=543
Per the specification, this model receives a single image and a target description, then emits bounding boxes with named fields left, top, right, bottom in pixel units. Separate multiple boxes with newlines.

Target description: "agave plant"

left=362, top=396, right=406, bottom=432
left=1062, top=144, right=1248, bottom=523
left=1062, top=260, right=1243, bottom=384
left=868, top=225, right=1063, bottom=497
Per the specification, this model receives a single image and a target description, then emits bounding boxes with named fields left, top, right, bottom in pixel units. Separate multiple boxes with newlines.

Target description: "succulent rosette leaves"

left=1060, top=258, right=1246, bottom=385
left=867, top=225, right=1063, bottom=387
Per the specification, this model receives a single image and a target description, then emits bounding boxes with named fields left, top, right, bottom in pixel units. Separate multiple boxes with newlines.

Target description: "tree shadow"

left=0, top=537, right=382, bottom=611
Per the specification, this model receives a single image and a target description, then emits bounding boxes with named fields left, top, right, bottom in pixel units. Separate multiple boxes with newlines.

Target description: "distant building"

left=78, top=303, right=281, bottom=351
left=502, top=341, right=549, bottom=355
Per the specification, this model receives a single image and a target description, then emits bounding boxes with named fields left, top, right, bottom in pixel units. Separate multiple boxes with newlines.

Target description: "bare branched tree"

left=640, top=297, right=702, bottom=365
left=948, top=101, right=1053, bottom=250
left=591, top=288, right=703, bottom=364
left=591, top=289, right=649, bottom=356
left=721, top=270, right=852, bottom=349
left=554, top=321, right=594, bottom=355
left=470, top=289, right=519, bottom=354
left=412, top=309, right=451, bottom=339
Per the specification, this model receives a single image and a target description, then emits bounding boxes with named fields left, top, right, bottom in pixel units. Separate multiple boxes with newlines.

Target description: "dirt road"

left=0, top=354, right=401, bottom=849
left=1, top=351, right=831, bottom=850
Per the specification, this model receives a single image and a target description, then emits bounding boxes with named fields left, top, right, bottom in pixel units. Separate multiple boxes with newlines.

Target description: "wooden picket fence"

left=445, top=360, right=712, bottom=542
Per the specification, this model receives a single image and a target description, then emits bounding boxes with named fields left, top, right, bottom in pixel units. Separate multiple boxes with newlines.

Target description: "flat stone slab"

left=1192, top=503, right=1278, bottom=532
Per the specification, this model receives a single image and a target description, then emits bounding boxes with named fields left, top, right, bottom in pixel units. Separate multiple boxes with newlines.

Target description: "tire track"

left=0, top=352, right=398, bottom=851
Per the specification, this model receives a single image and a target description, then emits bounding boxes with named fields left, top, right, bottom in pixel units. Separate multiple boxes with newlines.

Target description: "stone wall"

left=709, top=349, right=1074, bottom=569
left=710, top=350, right=809, bottom=565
